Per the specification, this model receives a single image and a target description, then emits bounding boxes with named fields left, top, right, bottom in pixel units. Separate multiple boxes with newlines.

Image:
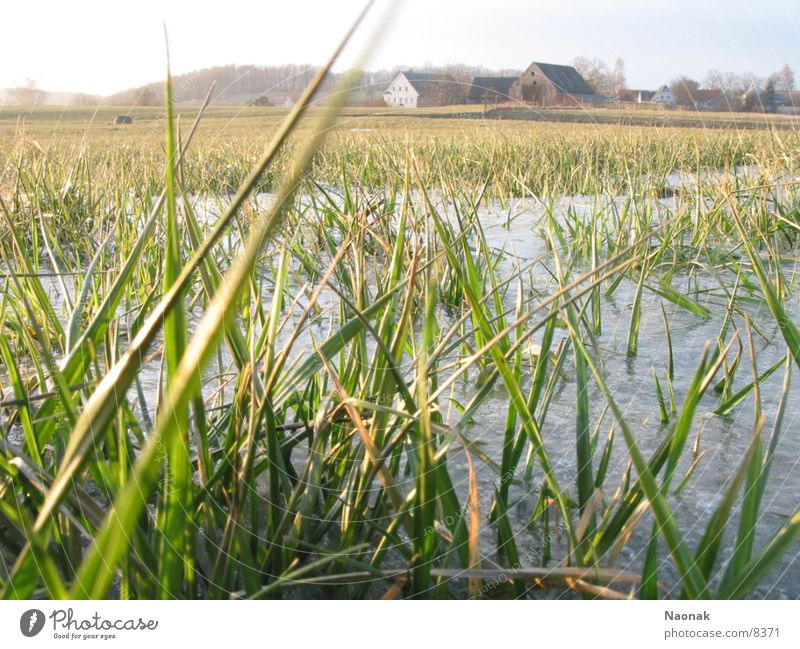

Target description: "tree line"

left=2, top=60, right=796, bottom=111
left=101, top=63, right=522, bottom=107
left=573, top=57, right=796, bottom=111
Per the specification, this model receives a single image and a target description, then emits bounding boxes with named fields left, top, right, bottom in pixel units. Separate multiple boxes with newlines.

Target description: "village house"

left=651, top=85, right=676, bottom=105
left=383, top=72, right=462, bottom=108
left=616, top=89, right=654, bottom=103
left=509, top=62, right=606, bottom=106
left=776, top=92, right=800, bottom=114
left=692, top=89, right=726, bottom=111
left=616, top=85, right=676, bottom=106
left=467, top=77, right=517, bottom=104
left=739, top=88, right=800, bottom=114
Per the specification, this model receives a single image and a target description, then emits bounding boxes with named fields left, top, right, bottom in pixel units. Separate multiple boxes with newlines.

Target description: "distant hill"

left=104, top=64, right=337, bottom=106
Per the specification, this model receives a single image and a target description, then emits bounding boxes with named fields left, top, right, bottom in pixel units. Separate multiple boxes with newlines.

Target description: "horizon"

left=1, top=0, right=798, bottom=97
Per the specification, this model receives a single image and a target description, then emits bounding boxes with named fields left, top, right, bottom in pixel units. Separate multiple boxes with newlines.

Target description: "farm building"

left=651, top=85, right=676, bottom=106
left=776, top=92, right=800, bottom=114
left=509, top=62, right=607, bottom=106
left=616, top=85, right=676, bottom=106
left=693, top=89, right=726, bottom=111
left=383, top=72, right=462, bottom=108
left=467, top=77, right=517, bottom=104
left=616, top=89, right=654, bottom=103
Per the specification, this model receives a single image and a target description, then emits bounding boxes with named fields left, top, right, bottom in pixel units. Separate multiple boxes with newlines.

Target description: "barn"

left=383, top=72, right=462, bottom=108
left=510, top=62, right=606, bottom=106
left=467, top=77, right=517, bottom=104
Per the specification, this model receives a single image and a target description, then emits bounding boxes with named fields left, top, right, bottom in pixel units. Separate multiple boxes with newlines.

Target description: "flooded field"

left=1, top=106, right=800, bottom=599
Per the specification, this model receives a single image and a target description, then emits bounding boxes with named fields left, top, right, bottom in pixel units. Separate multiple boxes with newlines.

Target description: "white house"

left=383, top=71, right=461, bottom=108
left=651, top=85, right=676, bottom=106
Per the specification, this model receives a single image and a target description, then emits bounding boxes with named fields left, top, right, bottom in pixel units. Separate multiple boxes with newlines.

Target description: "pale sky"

left=1, top=0, right=798, bottom=95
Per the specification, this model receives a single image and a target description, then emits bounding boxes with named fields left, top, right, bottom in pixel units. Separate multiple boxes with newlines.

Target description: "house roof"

left=578, top=94, right=610, bottom=104
left=776, top=91, right=800, bottom=106
left=389, top=71, right=458, bottom=97
left=531, top=62, right=595, bottom=95
left=467, top=77, right=516, bottom=101
left=617, top=89, right=654, bottom=102
left=693, top=89, right=723, bottom=103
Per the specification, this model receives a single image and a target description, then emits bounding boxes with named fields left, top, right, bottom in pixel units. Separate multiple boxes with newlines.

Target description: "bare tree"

left=669, top=76, right=701, bottom=108
left=704, top=69, right=729, bottom=91
left=610, top=58, right=626, bottom=94
left=704, top=70, right=765, bottom=95
left=8, top=78, right=47, bottom=105
left=135, top=87, right=157, bottom=106
left=774, top=64, right=795, bottom=92
left=69, top=93, right=99, bottom=106
left=572, top=56, right=613, bottom=95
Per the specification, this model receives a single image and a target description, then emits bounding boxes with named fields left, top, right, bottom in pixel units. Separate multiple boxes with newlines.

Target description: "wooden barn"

left=467, top=77, right=516, bottom=104
left=510, top=62, right=606, bottom=106
left=383, top=72, right=462, bottom=108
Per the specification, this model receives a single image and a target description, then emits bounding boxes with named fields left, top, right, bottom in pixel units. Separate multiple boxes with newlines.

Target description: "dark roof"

left=532, top=62, right=594, bottom=95
left=467, top=77, right=516, bottom=101
left=776, top=92, right=800, bottom=106
left=617, top=89, right=654, bottom=102
left=577, top=94, right=609, bottom=104
left=693, top=89, right=723, bottom=104
left=403, top=72, right=443, bottom=82
left=395, top=71, right=457, bottom=96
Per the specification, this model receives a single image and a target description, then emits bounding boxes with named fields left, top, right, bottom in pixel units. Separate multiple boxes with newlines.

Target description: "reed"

left=1, top=19, right=800, bottom=600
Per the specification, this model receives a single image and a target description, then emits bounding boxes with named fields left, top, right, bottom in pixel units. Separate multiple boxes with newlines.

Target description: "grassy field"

left=0, top=104, right=800, bottom=135
left=1, top=95, right=799, bottom=600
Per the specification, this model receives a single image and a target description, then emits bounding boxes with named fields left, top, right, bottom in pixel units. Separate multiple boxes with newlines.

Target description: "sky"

left=1, top=0, right=798, bottom=95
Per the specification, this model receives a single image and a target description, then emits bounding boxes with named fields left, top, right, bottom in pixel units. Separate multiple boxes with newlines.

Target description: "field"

left=1, top=94, right=800, bottom=600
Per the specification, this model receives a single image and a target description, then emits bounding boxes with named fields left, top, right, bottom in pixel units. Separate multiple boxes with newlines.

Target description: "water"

left=443, top=194, right=800, bottom=599
left=3, top=179, right=799, bottom=599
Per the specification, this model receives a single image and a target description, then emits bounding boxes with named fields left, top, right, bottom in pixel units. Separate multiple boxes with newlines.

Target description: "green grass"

left=1, top=36, right=800, bottom=600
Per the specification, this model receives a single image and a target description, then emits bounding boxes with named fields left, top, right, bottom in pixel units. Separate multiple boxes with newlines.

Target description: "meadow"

left=1, top=85, right=800, bottom=599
